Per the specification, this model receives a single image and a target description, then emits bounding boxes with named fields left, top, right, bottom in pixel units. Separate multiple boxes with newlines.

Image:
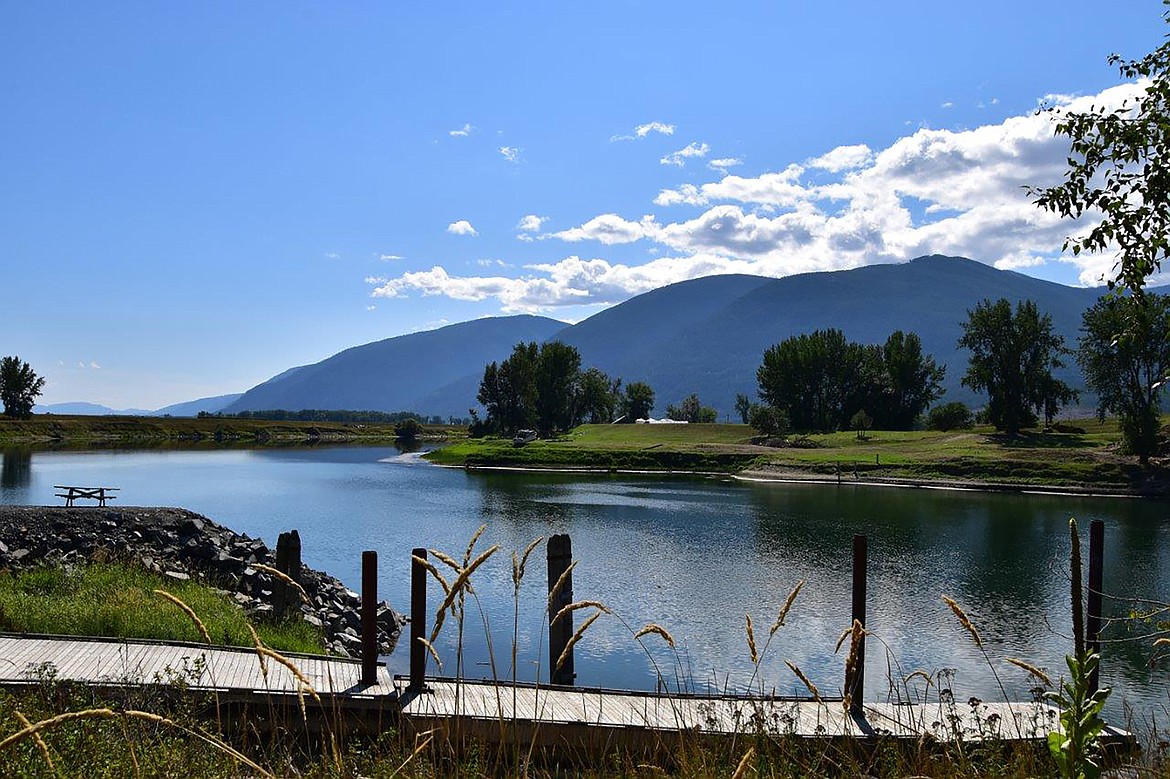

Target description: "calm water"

left=2, top=445, right=1168, bottom=719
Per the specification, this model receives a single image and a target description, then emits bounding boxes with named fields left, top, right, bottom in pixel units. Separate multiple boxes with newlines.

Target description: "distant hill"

left=223, top=315, right=566, bottom=416
left=220, top=255, right=1108, bottom=420
left=567, top=255, right=1100, bottom=415
left=34, top=402, right=155, bottom=416
left=154, top=393, right=243, bottom=417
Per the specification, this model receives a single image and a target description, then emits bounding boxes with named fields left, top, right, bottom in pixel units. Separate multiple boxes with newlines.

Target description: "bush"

left=926, top=402, right=974, bottom=431
left=749, top=405, right=790, bottom=437
left=394, top=418, right=421, bottom=440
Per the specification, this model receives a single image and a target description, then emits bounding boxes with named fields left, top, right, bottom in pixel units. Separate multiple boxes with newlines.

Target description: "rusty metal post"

left=1087, top=520, right=1104, bottom=693
left=409, top=548, right=428, bottom=691
left=361, top=550, right=378, bottom=685
left=547, top=534, right=574, bottom=686
left=848, top=533, right=867, bottom=712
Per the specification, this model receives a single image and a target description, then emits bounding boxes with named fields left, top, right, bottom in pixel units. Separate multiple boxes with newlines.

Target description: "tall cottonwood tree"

left=958, top=299, right=1075, bottom=436
left=1078, top=293, right=1170, bottom=464
left=0, top=356, right=45, bottom=419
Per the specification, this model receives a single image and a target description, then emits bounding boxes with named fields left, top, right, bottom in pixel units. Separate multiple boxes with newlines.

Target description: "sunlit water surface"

left=2, top=445, right=1168, bottom=722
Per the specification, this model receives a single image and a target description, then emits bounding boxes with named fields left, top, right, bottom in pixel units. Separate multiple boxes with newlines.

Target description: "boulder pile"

left=0, top=505, right=404, bottom=658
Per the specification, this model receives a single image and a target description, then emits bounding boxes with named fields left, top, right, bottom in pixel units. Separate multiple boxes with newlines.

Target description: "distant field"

left=426, top=418, right=1166, bottom=493
left=0, top=414, right=462, bottom=446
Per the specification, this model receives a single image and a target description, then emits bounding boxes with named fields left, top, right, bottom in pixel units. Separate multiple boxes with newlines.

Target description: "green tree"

left=1030, top=4, right=1170, bottom=296
left=394, top=418, right=421, bottom=441
left=476, top=342, right=539, bottom=436
left=757, top=329, right=862, bottom=432
left=958, top=299, right=1075, bottom=436
left=534, top=341, right=582, bottom=434
left=734, top=393, right=753, bottom=424
left=877, top=331, right=946, bottom=429
left=666, top=393, right=717, bottom=423
left=577, top=368, right=621, bottom=424
left=926, top=401, right=974, bottom=432
left=0, top=356, right=45, bottom=419
left=850, top=409, right=872, bottom=440
left=1078, top=293, right=1170, bottom=464
left=749, top=405, right=789, bottom=438
left=622, top=381, right=655, bottom=421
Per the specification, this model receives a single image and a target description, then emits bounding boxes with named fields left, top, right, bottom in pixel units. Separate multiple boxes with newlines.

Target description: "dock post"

left=1087, top=520, right=1104, bottom=693
left=361, top=550, right=378, bottom=686
left=274, top=530, right=302, bottom=619
left=847, top=533, right=867, bottom=713
left=409, top=548, right=428, bottom=691
left=547, top=534, right=574, bottom=686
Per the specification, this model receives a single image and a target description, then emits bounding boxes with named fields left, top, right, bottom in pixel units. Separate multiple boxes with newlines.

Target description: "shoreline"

left=435, top=460, right=1160, bottom=498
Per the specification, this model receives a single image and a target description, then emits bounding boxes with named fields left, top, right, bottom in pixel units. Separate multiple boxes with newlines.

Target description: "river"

left=2, top=444, right=1168, bottom=723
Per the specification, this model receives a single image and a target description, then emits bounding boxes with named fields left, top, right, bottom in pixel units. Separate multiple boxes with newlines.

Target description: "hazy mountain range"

left=46, top=256, right=1107, bottom=419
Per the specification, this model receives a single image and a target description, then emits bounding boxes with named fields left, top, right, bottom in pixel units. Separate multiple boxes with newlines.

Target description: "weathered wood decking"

left=0, top=634, right=1131, bottom=751
left=0, top=634, right=395, bottom=699
left=393, top=676, right=1078, bottom=748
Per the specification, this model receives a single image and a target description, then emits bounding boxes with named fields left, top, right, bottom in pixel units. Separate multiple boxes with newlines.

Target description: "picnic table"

left=54, top=485, right=119, bottom=507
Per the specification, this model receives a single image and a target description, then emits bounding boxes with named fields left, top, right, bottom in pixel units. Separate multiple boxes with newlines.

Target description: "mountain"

left=224, top=315, right=566, bottom=416
left=33, top=402, right=155, bottom=416
left=565, top=255, right=1100, bottom=415
left=154, top=393, right=243, bottom=417
left=222, top=256, right=1109, bottom=419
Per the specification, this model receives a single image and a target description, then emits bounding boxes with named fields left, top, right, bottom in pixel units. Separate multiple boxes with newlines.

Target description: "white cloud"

left=941, top=101, right=955, bottom=109
left=516, top=214, right=548, bottom=233
left=660, top=141, right=710, bottom=167
left=449, top=123, right=473, bottom=137
left=476, top=258, right=511, bottom=268
left=707, top=157, right=743, bottom=174
left=499, top=146, right=521, bottom=163
left=806, top=144, right=873, bottom=173
left=371, top=82, right=1144, bottom=310
left=325, top=252, right=341, bottom=260
left=550, top=214, right=659, bottom=245
left=447, top=220, right=479, bottom=237
left=379, top=254, right=404, bottom=261
left=367, top=305, right=377, bottom=311
left=611, top=121, right=675, bottom=141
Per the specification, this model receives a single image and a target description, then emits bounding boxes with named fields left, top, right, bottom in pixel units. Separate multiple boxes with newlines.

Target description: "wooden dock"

left=392, top=675, right=1101, bottom=751
left=0, top=634, right=1131, bottom=751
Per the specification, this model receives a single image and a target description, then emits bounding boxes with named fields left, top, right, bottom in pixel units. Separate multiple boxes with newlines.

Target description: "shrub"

left=927, top=402, right=974, bottom=431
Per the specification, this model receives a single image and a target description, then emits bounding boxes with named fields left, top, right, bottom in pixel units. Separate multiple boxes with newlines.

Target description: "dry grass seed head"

left=252, top=563, right=311, bottom=605
left=417, top=636, right=443, bottom=673
left=153, top=589, right=211, bottom=644
left=257, top=646, right=321, bottom=702
left=13, top=710, right=54, bottom=773
left=942, top=595, right=983, bottom=648
left=463, top=524, right=488, bottom=566
left=552, top=600, right=611, bottom=628
left=785, top=661, right=822, bottom=703
left=429, top=549, right=462, bottom=574
left=745, top=614, right=759, bottom=664
left=547, top=559, right=578, bottom=611
left=412, top=555, right=452, bottom=597
left=1155, top=637, right=1169, bottom=647
left=730, top=745, right=756, bottom=779
left=430, top=544, right=500, bottom=643
left=246, top=623, right=269, bottom=681
left=633, top=623, right=676, bottom=648
left=556, top=609, right=603, bottom=672
left=1005, top=657, right=1053, bottom=687
left=771, top=579, right=804, bottom=636
left=512, top=536, right=544, bottom=587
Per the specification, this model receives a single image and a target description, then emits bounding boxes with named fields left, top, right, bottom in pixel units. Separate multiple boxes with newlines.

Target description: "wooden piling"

left=273, top=529, right=302, bottom=619
left=848, top=533, right=867, bottom=712
left=547, top=534, right=575, bottom=686
left=410, top=547, right=428, bottom=691
left=1087, top=519, right=1104, bottom=693
left=361, top=550, right=377, bottom=685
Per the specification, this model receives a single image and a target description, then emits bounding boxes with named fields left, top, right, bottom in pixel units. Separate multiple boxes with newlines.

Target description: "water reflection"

left=1, top=449, right=32, bottom=491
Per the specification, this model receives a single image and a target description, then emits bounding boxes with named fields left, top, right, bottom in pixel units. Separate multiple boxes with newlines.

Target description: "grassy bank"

left=0, top=414, right=463, bottom=447
left=425, top=419, right=1168, bottom=492
left=0, top=562, right=324, bottom=654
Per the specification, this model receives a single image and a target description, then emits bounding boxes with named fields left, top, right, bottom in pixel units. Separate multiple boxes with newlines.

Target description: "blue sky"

left=2, top=1, right=1165, bottom=409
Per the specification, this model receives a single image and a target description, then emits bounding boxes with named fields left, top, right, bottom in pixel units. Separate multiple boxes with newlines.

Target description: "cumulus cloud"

left=516, top=214, right=548, bottom=233
left=708, top=157, right=743, bottom=174
left=611, top=121, right=675, bottom=141
left=447, top=220, right=479, bottom=237
left=499, top=146, right=521, bottom=163
left=550, top=214, right=659, bottom=245
left=660, top=141, right=710, bottom=167
left=449, top=123, right=474, bottom=137
left=370, top=82, right=1142, bottom=310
